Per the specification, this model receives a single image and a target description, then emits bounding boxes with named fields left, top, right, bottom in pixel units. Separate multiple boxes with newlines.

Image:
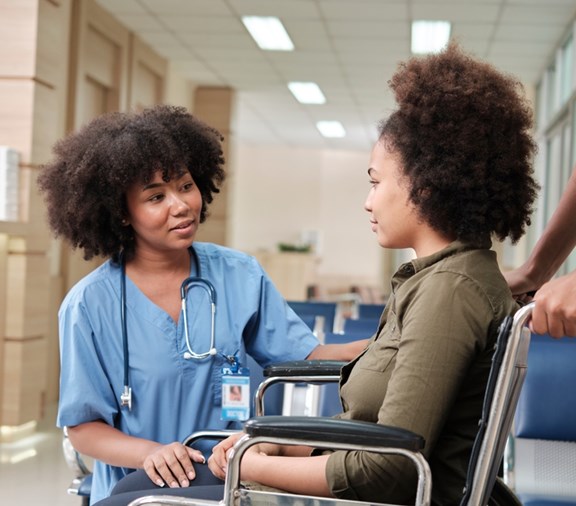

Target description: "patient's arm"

left=208, top=433, right=332, bottom=497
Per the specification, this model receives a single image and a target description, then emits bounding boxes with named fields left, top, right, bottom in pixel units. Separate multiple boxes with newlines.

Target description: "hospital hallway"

left=0, top=402, right=79, bottom=506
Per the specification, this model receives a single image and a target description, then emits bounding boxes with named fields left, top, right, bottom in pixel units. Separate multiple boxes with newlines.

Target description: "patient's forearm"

left=242, top=453, right=332, bottom=497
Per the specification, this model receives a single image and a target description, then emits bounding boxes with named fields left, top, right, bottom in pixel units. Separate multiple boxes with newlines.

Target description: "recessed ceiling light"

left=288, top=82, right=326, bottom=104
left=316, top=121, right=346, bottom=138
left=242, top=16, right=294, bottom=51
left=411, top=20, right=451, bottom=54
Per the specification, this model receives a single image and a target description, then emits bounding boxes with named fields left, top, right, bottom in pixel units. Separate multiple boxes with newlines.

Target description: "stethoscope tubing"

left=119, top=247, right=217, bottom=410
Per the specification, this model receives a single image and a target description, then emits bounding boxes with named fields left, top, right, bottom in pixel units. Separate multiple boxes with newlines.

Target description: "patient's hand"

left=143, top=442, right=205, bottom=488
left=208, top=432, right=244, bottom=480
left=208, top=433, right=283, bottom=480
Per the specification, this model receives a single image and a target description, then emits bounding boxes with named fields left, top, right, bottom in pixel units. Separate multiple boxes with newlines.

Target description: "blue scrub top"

left=56, top=242, right=319, bottom=504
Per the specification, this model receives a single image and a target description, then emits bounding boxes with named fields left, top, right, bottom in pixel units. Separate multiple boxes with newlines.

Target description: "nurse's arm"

left=307, top=339, right=368, bottom=361
left=67, top=421, right=205, bottom=488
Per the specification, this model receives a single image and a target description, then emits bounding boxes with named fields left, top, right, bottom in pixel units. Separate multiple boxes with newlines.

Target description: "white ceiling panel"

left=95, top=0, right=576, bottom=151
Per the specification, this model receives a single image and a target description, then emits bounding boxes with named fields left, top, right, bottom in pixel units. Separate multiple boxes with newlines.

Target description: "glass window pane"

left=561, top=34, right=573, bottom=105
left=546, top=64, right=557, bottom=121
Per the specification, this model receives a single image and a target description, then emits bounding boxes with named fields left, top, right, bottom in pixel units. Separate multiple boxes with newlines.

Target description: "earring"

left=121, top=219, right=129, bottom=226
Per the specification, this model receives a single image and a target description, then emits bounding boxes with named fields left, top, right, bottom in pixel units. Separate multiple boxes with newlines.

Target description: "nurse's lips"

left=171, top=220, right=194, bottom=232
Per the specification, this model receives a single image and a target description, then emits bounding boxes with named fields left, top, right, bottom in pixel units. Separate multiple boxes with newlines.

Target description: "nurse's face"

left=364, top=140, right=420, bottom=250
left=125, top=170, right=203, bottom=256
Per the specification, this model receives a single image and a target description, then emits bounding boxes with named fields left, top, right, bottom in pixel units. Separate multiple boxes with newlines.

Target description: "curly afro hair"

left=37, top=105, right=225, bottom=260
left=380, top=41, right=539, bottom=244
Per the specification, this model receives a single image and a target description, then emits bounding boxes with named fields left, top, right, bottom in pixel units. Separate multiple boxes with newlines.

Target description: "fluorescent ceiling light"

left=242, top=16, right=294, bottom=51
left=411, top=20, right=451, bottom=54
left=288, top=82, right=326, bottom=104
left=316, top=121, right=346, bottom=138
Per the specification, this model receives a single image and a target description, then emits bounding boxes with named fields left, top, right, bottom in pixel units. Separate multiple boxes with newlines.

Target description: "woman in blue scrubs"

left=37, top=106, right=365, bottom=505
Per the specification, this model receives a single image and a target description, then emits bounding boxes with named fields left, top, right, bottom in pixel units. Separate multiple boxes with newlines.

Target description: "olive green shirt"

left=325, top=240, right=518, bottom=505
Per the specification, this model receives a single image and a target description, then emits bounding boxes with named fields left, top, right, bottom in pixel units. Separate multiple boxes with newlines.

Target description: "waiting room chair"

left=126, top=302, right=536, bottom=506
left=342, top=317, right=380, bottom=337
left=287, top=300, right=339, bottom=333
left=357, top=302, right=386, bottom=320
left=505, top=332, right=576, bottom=505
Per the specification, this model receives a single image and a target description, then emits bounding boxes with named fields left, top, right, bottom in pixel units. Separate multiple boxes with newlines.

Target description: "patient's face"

left=364, top=140, right=419, bottom=250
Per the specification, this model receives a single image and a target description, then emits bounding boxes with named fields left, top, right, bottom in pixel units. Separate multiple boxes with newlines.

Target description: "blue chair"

left=342, top=317, right=379, bottom=338
left=316, top=332, right=368, bottom=417
left=358, top=303, right=385, bottom=320
left=287, top=301, right=337, bottom=333
left=508, top=333, right=576, bottom=505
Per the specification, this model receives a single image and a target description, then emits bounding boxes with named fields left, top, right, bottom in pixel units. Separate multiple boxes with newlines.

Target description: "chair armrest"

left=263, top=360, right=346, bottom=377
left=244, top=415, right=425, bottom=451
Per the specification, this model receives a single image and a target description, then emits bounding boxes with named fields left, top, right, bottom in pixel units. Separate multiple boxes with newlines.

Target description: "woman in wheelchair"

left=38, top=106, right=367, bottom=505
left=97, top=42, right=539, bottom=506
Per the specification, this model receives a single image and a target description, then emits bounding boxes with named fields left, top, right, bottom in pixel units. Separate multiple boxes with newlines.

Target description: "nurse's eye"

left=148, top=192, right=165, bottom=202
left=181, top=181, right=195, bottom=192
left=369, top=179, right=378, bottom=187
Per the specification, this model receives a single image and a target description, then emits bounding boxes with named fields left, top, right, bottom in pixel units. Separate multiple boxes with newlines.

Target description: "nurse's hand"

left=143, top=442, right=206, bottom=488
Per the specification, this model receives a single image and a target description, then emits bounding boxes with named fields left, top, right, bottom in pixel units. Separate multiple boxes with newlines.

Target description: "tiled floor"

left=0, top=403, right=81, bottom=506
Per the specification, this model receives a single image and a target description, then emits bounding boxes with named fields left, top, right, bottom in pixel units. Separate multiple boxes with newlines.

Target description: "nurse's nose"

left=169, top=193, right=190, bottom=214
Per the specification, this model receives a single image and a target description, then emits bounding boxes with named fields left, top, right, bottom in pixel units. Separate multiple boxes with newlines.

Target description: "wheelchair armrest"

left=263, top=360, right=346, bottom=377
left=256, top=361, right=345, bottom=416
left=182, top=429, right=236, bottom=447
left=244, top=415, right=425, bottom=451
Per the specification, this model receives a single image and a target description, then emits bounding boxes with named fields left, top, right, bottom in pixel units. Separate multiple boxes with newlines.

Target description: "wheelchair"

left=119, top=302, right=535, bottom=506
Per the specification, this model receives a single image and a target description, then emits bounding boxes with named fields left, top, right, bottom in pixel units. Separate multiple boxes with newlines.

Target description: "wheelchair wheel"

left=488, top=477, right=522, bottom=506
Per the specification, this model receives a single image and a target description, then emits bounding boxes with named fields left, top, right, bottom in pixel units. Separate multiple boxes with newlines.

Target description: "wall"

left=0, top=0, right=73, bottom=428
left=0, top=0, right=218, bottom=429
left=228, top=143, right=385, bottom=294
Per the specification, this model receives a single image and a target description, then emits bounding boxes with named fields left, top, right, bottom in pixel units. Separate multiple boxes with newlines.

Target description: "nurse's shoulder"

left=193, top=242, right=264, bottom=274
left=59, top=259, right=121, bottom=312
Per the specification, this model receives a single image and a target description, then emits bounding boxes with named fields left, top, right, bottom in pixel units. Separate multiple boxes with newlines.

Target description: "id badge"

left=221, top=365, right=250, bottom=421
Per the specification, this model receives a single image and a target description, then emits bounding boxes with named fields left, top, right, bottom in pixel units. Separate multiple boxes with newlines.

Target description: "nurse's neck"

left=127, top=247, right=191, bottom=279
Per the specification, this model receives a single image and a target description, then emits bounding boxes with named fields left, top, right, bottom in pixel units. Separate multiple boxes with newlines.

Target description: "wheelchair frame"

left=125, top=302, right=535, bottom=506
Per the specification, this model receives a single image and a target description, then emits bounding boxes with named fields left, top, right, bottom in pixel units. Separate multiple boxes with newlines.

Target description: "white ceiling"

left=95, top=0, right=576, bottom=151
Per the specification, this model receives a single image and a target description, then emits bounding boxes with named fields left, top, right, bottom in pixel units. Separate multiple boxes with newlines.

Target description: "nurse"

left=37, top=105, right=366, bottom=505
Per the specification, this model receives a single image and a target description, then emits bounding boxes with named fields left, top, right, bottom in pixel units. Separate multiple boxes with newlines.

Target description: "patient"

left=97, top=41, right=539, bottom=506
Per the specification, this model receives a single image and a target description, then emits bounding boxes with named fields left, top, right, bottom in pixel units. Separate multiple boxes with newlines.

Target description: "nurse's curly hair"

left=380, top=41, right=539, bottom=244
left=37, top=105, right=225, bottom=260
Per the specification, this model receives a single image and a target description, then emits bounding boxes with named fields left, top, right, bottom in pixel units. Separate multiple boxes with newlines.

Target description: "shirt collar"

left=392, top=238, right=492, bottom=285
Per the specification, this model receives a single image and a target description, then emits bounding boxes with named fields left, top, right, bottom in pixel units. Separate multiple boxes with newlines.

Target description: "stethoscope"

left=119, top=247, right=217, bottom=410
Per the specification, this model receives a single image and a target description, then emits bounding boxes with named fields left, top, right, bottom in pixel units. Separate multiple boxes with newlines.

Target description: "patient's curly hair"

left=381, top=41, right=539, bottom=244
left=37, top=105, right=225, bottom=260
